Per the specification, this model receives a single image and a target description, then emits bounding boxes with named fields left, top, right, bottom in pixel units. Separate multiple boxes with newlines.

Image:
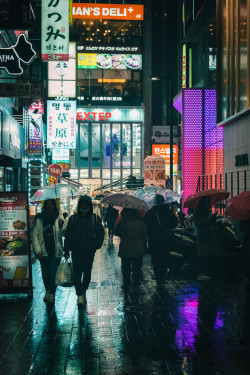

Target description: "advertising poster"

left=144, top=155, right=166, bottom=188
left=0, top=192, right=32, bottom=292
left=78, top=53, right=142, bottom=70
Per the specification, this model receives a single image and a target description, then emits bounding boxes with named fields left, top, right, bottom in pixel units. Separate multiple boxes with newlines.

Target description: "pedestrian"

left=106, top=204, right=119, bottom=243
left=239, top=219, right=250, bottom=291
left=144, top=194, right=178, bottom=287
left=63, top=212, right=68, bottom=221
left=193, top=196, right=218, bottom=280
left=32, top=199, right=66, bottom=304
left=64, top=195, right=104, bottom=306
left=114, top=208, right=147, bottom=290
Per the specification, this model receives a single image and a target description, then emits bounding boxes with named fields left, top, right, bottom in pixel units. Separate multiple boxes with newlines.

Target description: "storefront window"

left=102, top=123, right=111, bottom=170
left=92, top=123, right=101, bottom=169
left=103, top=169, right=111, bottom=179
left=79, top=123, right=89, bottom=168
left=92, top=169, right=100, bottom=178
left=113, top=169, right=121, bottom=181
left=133, top=123, right=141, bottom=169
left=111, top=123, right=121, bottom=168
left=80, top=169, right=88, bottom=178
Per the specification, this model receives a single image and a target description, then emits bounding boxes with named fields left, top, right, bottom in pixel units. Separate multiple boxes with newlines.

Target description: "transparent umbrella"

left=30, top=184, right=79, bottom=203
left=101, top=193, right=149, bottom=211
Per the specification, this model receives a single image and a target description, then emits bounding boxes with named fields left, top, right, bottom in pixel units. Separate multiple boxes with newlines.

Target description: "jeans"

left=72, top=253, right=95, bottom=296
left=121, top=257, right=143, bottom=286
left=40, top=256, right=61, bottom=294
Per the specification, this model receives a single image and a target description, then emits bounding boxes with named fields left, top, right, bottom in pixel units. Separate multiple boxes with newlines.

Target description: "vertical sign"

left=0, top=192, right=32, bottom=292
left=182, top=44, right=187, bottom=88
left=41, top=0, right=69, bottom=61
left=144, top=155, right=166, bottom=188
left=47, top=100, right=76, bottom=149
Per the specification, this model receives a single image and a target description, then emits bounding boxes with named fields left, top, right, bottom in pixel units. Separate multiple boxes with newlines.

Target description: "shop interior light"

left=97, top=79, right=126, bottom=83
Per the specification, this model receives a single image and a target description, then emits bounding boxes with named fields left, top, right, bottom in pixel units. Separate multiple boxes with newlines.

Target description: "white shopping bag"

left=55, top=258, right=74, bottom=287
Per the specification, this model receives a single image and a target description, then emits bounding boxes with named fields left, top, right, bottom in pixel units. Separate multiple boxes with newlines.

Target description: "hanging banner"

left=144, top=155, right=166, bottom=188
left=47, top=100, right=76, bottom=149
left=41, top=0, right=69, bottom=61
left=0, top=192, right=32, bottom=293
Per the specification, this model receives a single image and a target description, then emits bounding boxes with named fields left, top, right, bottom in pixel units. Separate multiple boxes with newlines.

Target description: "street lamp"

left=150, top=75, right=174, bottom=190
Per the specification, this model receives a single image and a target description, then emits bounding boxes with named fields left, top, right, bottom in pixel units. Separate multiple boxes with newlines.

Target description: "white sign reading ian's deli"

left=47, top=100, right=76, bottom=149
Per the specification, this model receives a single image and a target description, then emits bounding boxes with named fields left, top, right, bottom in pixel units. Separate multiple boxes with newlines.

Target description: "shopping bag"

left=55, top=258, right=74, bottom=287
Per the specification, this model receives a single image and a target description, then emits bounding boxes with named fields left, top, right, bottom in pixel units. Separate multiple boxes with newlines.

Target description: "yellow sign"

left=78, top=53, right=97, bottom=69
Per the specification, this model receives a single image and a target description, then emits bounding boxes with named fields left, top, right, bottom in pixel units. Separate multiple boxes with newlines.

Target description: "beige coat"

left=32, top=216, right=66, bottom=258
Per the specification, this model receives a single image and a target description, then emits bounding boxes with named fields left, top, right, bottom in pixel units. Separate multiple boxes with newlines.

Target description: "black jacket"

left=64, top=196, right=104, bottom=257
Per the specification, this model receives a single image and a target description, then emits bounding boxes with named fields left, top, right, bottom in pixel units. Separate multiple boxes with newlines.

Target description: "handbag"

left=55, top=258, right=74, bottom=287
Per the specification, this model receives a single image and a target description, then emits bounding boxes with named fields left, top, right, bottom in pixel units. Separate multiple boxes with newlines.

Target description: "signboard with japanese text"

left=0, top=192, right=32, bottom=293
left=144, top=156, right=165, bottom=188
left=0, top=0, right=30, bottom=30
left=48, top=164, right=62, bottom=176
left=41, top=0, right=69, bottom=61
left=78, top=45, right=141, bottom=53
left=78, top=53, right=142, bottom=70
left=47, top=100, right=76, bottom=149
left=72, top=3, right=144, bottom=20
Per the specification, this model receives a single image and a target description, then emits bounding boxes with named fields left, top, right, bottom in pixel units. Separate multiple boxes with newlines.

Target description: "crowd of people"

left=32, top=193, right=250, bottom=307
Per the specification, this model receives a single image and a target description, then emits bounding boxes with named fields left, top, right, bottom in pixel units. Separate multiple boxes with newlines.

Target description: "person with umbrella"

left=144, top=194, right=178, bottom=287
left=32, top=199, right=66, bottom=304
left=63, top=196, right=104, bottom=306
left=114, top=208, right=147, bottom=290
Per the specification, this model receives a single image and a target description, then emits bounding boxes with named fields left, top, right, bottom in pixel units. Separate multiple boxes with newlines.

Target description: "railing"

left=196, top=170, right=250, bottom=214
left=197, top=169, right=250, bottom=196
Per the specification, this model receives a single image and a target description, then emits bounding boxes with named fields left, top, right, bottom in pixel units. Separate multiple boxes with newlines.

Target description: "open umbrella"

left=183, top=188, right=230, bottom=209
left=30, top=184, right=79, bottom=203
left=101, top=193, right=148, bottom=211
left=225, top=191, right=250, bottom=220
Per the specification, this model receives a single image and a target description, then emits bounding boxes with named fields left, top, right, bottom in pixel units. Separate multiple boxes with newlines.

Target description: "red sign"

left=72, top=3, right=144, bottom=20
left=152, top=145, right=178, bottom=165
left=77, top=111, right=112, bottom=121
left=48, top=164, right=62, bottom=176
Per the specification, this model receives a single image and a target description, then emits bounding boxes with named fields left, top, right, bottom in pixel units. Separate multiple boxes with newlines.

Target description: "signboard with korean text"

left=47, top=100, right=76, bottom=149
left=144, top=156, right=165, bottom=188
left=48, top=164, right=62, bottom=176
left=152, top=144, right=178, bottom=165
left=72, top=3, right=144, bottom=20
left=41, top=0, right=69, bottom=61
left=78, top=53, right=142, bottom=70
left=0, top=192, right=32, bottom=293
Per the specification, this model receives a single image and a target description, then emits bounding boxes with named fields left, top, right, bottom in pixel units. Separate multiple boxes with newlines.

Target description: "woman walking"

left=114, top=208, right=147, bottom=290
left=32, top=199, right=66, bottom=304
left=64, top=195, right=104, bottom=306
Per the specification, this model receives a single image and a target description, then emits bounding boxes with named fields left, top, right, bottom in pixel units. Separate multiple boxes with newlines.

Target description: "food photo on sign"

left=0, top=192, right=31, bottom=290
left=144, top=155, right=166, bottom=188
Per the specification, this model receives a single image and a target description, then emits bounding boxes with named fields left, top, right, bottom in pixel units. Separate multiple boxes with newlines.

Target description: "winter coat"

left=106, top=205, right=119, bottom=230
left=114, top=216, right=147, bottom=258
left=32, top=216, right=66, bottom=258
left=64, top=195, right=104, bottom=258
left=193, top=213, right=218, bottom=257
left=144, top=204, right=178, bottom=256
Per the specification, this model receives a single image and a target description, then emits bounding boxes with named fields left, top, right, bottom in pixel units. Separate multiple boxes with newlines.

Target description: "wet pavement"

left=1, top=234, right=250, bottom=375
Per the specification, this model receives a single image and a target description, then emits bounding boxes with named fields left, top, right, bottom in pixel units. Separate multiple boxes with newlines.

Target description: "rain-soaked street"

left=1, top=234, right=250, bottom=375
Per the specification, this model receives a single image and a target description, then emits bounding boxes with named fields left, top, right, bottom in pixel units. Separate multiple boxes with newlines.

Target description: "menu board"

left=144, top=155, right=166, bottom=188
left=78, top=53, right=142, bottom=70
left=0, top=192, right=32, bottom=292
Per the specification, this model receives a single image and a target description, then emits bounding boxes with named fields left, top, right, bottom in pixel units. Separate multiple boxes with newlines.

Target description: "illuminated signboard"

left=41, top=0, right=69, bottom=61
left=152, top=144, right=178, bottom=165
left=47, top=100, right=76, bottom=149
left=72, top=3, right=144, bottom=20
left=48, top=42, right=76, bottom=98
left=78, top=45, right=141, bottom=53
left=52, top=149, right=70, bottom=162
left=77, top=108, right=144, bottom=122
left=0, top=34, right=36, bottom=76
left=78, top=53, right=142, bottom=70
